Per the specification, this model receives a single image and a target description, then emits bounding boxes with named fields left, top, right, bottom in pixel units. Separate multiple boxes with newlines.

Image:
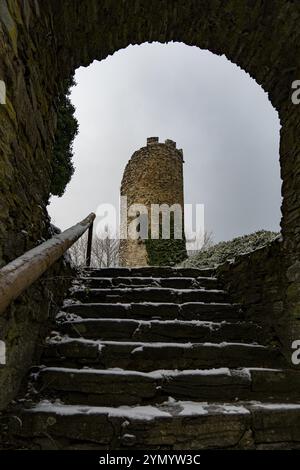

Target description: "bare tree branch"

left=68, top=227, right=119, bottom=267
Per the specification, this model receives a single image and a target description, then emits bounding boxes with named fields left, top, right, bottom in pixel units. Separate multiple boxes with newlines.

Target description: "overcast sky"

left=48, top=42, right=281, bottom=244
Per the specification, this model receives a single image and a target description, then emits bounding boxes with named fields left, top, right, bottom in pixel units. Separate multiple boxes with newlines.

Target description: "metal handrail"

left=0, top=212, right=95, bottom=315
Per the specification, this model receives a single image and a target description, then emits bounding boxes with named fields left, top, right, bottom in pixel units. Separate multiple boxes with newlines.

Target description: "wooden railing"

left=0, top=212, right=95, bottom=315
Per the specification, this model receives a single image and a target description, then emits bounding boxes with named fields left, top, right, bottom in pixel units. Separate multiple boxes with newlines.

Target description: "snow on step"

left=43, top=336, right=281, bottom=372
left=250, top=403, right=300, bottom=411
left=106, top=340, right=266, bottom=349
left=17, top=397, right=300, bottom=421
left=71, top=287, right=226, bottom=294
left=82, top=276, right=219, bottom=281
left=36, top=366, right=266, bottom=406
left=83, top=267, right=216, bottom=278
left=37, top=365, right=236, bottom=379
left=20, top=399, right=251, bottom=420
left=26, top=398, right=300, bottom=421
left=77, top=276, right=219, bottom=290
left=12, top=399, right=300, bottom=449
left=79, top=276, right=219, bottom=283
left=60, top=317, right=228, bottom=328
left=62, top=301, right=242, bottom=322
left=64, top=301, right=238, bottom=308
left=37, top=366, right=292, bottom=381
left=30, top=400, right=170, bottom=420
left=70, top=287, right=229, bottom=305
left=47, top=337, right=266, bottom=349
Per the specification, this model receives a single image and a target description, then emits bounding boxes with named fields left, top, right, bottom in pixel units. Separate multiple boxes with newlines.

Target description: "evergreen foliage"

left=180, top=230, right=279, bottom=268
left=50, top=76, right=78, bottom=197
left=145, top=213, right=187, bottom=266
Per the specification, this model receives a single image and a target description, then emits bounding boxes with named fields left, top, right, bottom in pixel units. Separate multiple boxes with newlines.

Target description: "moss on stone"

left=145, top=216, right=187, bottom=266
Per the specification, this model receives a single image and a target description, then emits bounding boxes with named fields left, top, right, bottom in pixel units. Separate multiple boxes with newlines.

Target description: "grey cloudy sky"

left=48, top=42, right=281, bottom=243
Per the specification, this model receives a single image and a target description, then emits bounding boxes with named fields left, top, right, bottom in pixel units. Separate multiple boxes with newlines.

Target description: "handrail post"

left=0, top=212, right=96, bottom=316
left=86, top=220, right=94, bottom=267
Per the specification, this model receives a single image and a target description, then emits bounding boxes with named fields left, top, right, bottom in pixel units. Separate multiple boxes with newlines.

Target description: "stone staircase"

left=9, top=267, right=300, bottom=449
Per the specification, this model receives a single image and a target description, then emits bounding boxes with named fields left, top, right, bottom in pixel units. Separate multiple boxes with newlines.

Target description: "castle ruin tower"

left=119, top=137, right=187, bottom=266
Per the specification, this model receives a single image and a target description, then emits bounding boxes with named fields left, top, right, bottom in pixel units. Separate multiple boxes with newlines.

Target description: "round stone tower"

left=119, top=137, right=187, bottom=266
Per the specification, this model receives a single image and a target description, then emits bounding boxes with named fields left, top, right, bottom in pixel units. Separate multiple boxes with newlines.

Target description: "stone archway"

left=0, top=0, right=300, bottom=407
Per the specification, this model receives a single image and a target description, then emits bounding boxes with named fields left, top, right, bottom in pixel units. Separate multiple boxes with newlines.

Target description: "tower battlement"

left=146, top=137, right=183, bottom=158
left=147, top=137, right=159, bottom=145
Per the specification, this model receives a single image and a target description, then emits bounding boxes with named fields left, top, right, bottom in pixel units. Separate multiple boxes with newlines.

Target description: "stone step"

left=58, top=318, right=263, bottom=344
left=77, top=276, right=219, bottom=290
left=83, top=267, right=216, bottom=278
left=70, top=287, right=229, bottom=304
left=11, top=400, right=300, bottom=449
left=63, top=302, right=242, bottom=321
left=43, top=339, right=283, bottom=371
left=35, top=367, right=300, bottom=407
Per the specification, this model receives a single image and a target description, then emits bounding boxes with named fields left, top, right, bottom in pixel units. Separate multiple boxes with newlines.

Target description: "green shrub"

left=50, top=76, right=78, bottom=197
left=180, top=230, right=279, bottom=268
left=145, top=214, right=187, bottom=266
left=146, top=237, right=187, bottom=266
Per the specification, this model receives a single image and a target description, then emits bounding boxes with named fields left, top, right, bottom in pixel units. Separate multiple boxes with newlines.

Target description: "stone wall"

left=120, top=137, right=186, bottom=266
left=0, top=253, right=73, bottom=410
left=0, top=0, right=300, bottom=407
left=216, top=239, right=294, bottom=363
left=0, top=1, right=76, bottom=410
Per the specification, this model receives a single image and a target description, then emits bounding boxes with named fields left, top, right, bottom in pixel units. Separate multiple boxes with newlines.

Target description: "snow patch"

left=32, top=401, right=171, bottom=420
left=201, top=342, right=266, bottom=348
left=250, top=403, right=300, bottom=411
left=161, top=398, right=250, bottom=416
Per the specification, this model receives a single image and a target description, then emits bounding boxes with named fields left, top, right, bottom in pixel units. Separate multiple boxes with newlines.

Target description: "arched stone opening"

left=0, top=0, right=300, bottom=408
left=49, top=41, right=281, bottom=245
